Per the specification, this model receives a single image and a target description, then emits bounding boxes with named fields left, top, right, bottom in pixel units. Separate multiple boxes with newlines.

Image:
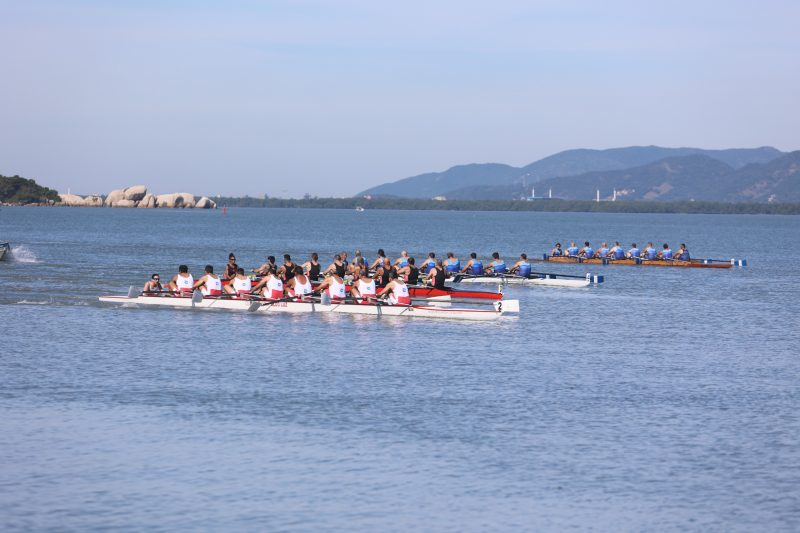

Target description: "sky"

left=1, top=0, right=798, bottom=198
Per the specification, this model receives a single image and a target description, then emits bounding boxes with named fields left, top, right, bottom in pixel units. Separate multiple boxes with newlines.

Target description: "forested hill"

left=0, top=175, right=61, bottom=204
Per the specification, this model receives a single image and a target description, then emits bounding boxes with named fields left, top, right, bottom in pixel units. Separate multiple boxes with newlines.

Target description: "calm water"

left=1, top=207, right=799, bottom=531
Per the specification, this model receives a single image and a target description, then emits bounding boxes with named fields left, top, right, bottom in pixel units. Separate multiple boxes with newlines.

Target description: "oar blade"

left=247, top=301, right=261, bottom=312
left=127, top=286, right=138, bottom=299
left=191, top=290, right=203, bottom=306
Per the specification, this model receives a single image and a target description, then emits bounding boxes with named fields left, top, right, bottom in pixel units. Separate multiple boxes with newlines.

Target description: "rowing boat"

left=0, top=242, right=9, bottom=261
left=98, top=290, right=519, bottom=321
left=534, top=254, right=746, bottom=268
left=407, top=286, right=502, bottom=301
left=449, top=272, right=603, bottom=288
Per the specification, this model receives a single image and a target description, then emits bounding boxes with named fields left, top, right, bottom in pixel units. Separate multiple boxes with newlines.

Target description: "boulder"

left=175, top=193, right=196, bottom=208
left=84, top=195, right=104, bottom=207
left=105, top=189, right=125, bottom=207
left=196, top=196, right=216, bottom=209
left=138, top=193, right=156, bottom=208
left=60, top=193, right=86, bottom=206
left=123, top=185, right=147, bottom=201
left=113, top=199, right=137, bottom=208
left=156, top=193, right=178, bottom=207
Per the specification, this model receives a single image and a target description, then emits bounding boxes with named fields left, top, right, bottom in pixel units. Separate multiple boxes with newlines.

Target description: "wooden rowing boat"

left=449, top=272, right=603, bottom=288
left=98, top=290, right=519, bottom=321
left=534, top=254, right=746, bottom=268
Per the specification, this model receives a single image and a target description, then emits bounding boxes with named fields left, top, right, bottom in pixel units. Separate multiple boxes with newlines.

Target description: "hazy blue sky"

left=1, top=1, right=798, bottom=198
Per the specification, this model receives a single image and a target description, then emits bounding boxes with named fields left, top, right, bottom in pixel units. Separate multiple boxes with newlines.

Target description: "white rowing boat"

left=98, top=290, right=519, bottom=321
left=449, top=272, right=602, bottom=288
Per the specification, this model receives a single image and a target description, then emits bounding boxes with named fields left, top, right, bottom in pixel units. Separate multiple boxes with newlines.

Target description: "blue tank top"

left=676, top=251, right=690, bottom=261
left=628, top=248, right=640, bottom=258
left=469, top=261, right=483, bottom=275
left=567, top=247, right=579, bottom=256
left=397, top=258, right=409, bottom=268
left=598, top=247, right=609, bottom=257
left=584, top=247, right=594, bottom=257
left=552, top=248, right=563, bottom=256
left=518, top=262, right=531, bottom=277
left=491, top=260, right=506, bottom=274
left=645, top=248, right=657, bottom=260
left=662, top=249, right=673, bottom=259
left=446, top=258, right=460, bottom=272
left=613, top=248, right=625, bottom=259
left=422, top=258, right=435, bottom=269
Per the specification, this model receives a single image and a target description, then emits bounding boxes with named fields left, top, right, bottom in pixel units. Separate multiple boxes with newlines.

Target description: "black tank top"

left=335, top=262, right=346, bottom=278
left=433, top=268, right=446, bottom=289
left=282, top=263, right=295, bottom=282
left=309, top=262, right=321, bottom=281
left=407, top=266, right=419, bottom=285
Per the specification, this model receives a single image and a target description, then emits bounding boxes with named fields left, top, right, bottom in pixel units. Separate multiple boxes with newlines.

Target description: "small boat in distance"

left=0, top=242, right=9, bottom=261
left=355, top=206, right=365, bottom=212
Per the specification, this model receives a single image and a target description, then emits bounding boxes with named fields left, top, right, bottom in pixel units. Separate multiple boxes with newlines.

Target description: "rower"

left=566, top=241, right=579, bottom=257
left=325, top=254, right=347, bottom=278
left=608, top=241, right=625, bottom=260
left=486, top=252, right=506, bottom=275
left=224, top=253, right=238, bottom=280
left=378, top=270, right=411, bottom=306
left=168, top=264, right=194, bottom=294
left=643, top=242, right=657, bottom=260
left=376, top=257, right=393, bottom=287
left=420, top=252, right=436, bottom=273
left=427, top=259, right=447, bottom=289
left=550, top=243, right=564, bottom=257
left=674, top=243, right=690, bottom=261
left=444, top=252, right=460, bottom=275
left=657, top=243, right=673, bottom=260
left=193, top=265, right=223, bottom=296
left=595, top=242, right=610, bottom=258
left=578, top=242, right=594, bottom=258
left=626, top=243, right=641, bottom=259
left=224, top=267, right=252, bottom=296
left=461, top=252, right=484, bottom=275
left=252, top=269, right=284, bottom=299
left=143, top=273, right=162, bottom=292
left=509, top=254, right=531, bottom=277
left=253, top=255, right=276, bottom=276
left=315, top=270, right=346, bottom=302
left=350, top=250, right=368, bottom=277
left=350, top=269, right=377, bottom=304
left=406, top=257, right=420, bottom=285
left=369, top=249, right=387, bottom=271
left=286, top=265, right=312, bottom=299
left=302, top=253, right=321, bottom=282
left=277, top=254, right=296, bottom=283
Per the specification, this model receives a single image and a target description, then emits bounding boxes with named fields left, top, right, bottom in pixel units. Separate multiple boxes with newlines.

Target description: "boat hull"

left=535, top=255, right=744, bottom=268
left=0, top=242, right=8, bottom=261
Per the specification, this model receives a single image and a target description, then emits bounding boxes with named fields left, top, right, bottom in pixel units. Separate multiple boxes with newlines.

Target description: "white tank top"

left=233, top=277, right=252, bottom=293
left=357, top=278, right=376, bottom=297
left=389, top=282, right=410, bottom=304
left=328, top=278, right=346, bottom=299
left=293, top=277, right=312, bottom=295
left=176, top=273, right=193, bottom=291
left=267, top=277, right=283, bottom=293
left=202, top=275, right=222, bottom=295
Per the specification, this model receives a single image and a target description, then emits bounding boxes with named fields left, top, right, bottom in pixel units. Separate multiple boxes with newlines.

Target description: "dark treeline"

left=0, top=175, right=61, bottom=205
left=215, top=196, right=800, bottom=215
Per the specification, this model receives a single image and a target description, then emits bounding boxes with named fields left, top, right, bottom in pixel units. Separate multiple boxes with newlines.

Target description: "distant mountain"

left=724, top=151, right=800, bottom=203
left=358, top=146, right=784, bottom=200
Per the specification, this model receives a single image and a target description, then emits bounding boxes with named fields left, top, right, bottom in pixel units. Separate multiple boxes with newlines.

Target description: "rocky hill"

left=0, top=175, right=61, bottom=205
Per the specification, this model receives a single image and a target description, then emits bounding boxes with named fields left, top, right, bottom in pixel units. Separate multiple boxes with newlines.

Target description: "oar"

left=246, top=293, right=313, bottom=312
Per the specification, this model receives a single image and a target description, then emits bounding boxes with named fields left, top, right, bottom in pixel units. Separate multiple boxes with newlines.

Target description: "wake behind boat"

left=0, top=242, right=9, bottom=261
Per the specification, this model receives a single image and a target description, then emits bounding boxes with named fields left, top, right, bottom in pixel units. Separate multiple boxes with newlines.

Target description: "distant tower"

left=549, top=188, right=552, bottom=199
left=613, top=189, right=617, bottom=201
left=531, top=187, right=535, bottom=199
left=596, top=189, right=600, bottom=202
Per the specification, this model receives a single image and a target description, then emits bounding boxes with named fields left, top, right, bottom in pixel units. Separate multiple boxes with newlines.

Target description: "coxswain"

left=315, top=270, right=346, bottom=302
left=427, top=259, right=447, bottom=289
left=626, top=243, right=641, bottom=259
left=550, top=243, right=564, bottom=256
left=378, top=270, right=411, bottom=306
left=369, top=249, right=387, bottom=271
left=674, top=243, right=690, bottom=261
left=595, top=242, right=610, bottom=258
left=350, top=269, right=377, bottom=304
left=566, top=241, right=580, bottom=257
left=277, top=254, right=296, bottom=283
left=444, top=252, right=460, bottom=275
left=302, top=253, right=321, bottom=281
left=224, top=253, right=238, bottom=280
left=420, top=252, right=436, bottom=273
left=394, top=250, right=410, bottom=269
left=578, top=242, right=594, bottom=258
left=253, top=255, right=276, bottom=276
left=608, top=241, right=625, bottom=260
left=252, top=269, right=284, bottom=299
left=325, top=254, right=347, bottom=278
left=657, top=243, right=673, bottom=260
left=461, top=252, right=484, bottom=275
left=168, top=265, right=194, bottom=294
left=286, top=265, right=313, bottom=299
left=143, top=273, right=162, bottom=292
left=193, top=265, right=223, bottom=296
left=509, top=254, right=532, bottom=277
left=486, top=252, right=506, bottom=274
left=643, top=242, right=657, bottom=260
left=224, top=267, right=252, bottom=296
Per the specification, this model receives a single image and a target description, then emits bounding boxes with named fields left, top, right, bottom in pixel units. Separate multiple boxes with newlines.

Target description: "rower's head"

left=428, top=252, right=435, bottom=259
left=520, top=253, right=527, bottom=260
left=334, top=254, right=342, bottom=262
left=268, top=255, right=275, bottom=264
left=601, top=242, right=607, bottom=247
left=340, top=251, right=348, bottom=260
left=236, top=267, right=245, bottom=276
left=408, top=257, right=415, bottom=265
left=401, top=250, right=408, bottom=257
left=179, top=264, right=188, bottom=273
left=228, top=253, right=236, bottom=262
left=361, top=269, right=372, bottom=279
left=570, top=242, right=575, bottom=246
left=205, top=264, right=214, bottom=274
left=284, top=254, right=292, bottom=263
left=436, top=259, right=444, bottom=268
left=663, top=243, right=669, bottom=249
left=447, top=252, right=455, bottom=259
left=647, top=242, right=653, bottom=247
left=555, top=242, right=561, bottom=247
left=470, top=252, right=477, bottom=259
left=615, top=241, right=620, bottom=246
left=355, top=249, right=362, bottom=257
left=584, top=241, right=590, bottom=247
left=680, top=243, right=687, bottom=249
left=151, top=273, right=160, bottom=282
left=632, top=243, right=637, bottom=248
left=383, top=257, right=392, bottom=267
left=389, top=270, right=399, bottom=280
left=378, top=248, right=385, bottom=257
left=294, top=265, right=304, bottom=275
left=492, top=252, right=500, bottom=259
left=311, top=253, right=318, bottom=261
